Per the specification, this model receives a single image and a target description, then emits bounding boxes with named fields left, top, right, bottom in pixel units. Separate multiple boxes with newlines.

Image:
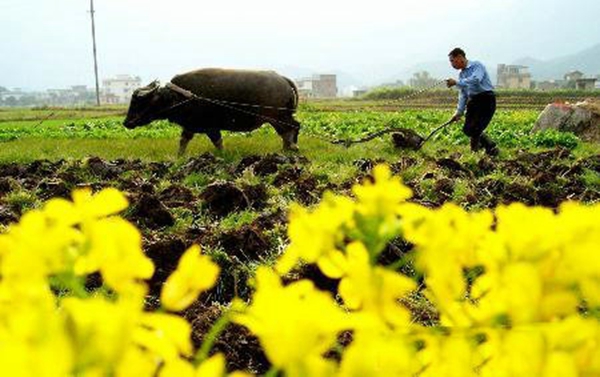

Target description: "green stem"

left=264, top=366, right=280, bottom=377
left=194, top=310, right=231, bottom=365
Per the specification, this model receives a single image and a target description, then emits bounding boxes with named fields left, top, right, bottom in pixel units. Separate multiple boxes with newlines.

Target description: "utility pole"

left=89, top=0, right=101, bottom=106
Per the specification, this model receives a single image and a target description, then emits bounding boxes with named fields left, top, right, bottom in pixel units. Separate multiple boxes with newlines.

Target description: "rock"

left=533, top=101, right=600, bottom=141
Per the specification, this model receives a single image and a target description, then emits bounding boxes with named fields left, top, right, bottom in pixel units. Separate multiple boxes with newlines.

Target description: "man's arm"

left=455, top=62, right=485, bottom=89
left=457, top=87, right=468, bottom=115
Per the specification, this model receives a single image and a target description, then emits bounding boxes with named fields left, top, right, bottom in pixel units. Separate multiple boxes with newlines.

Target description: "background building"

left=564, top=70, right=584, bottom=82
left=101, top=75, right=142, bottom=104
left=497, top=64, right=532, bottom=89
left=576, top=78, right=598, bottom=90
left=295, top=74, right=337, bottom=98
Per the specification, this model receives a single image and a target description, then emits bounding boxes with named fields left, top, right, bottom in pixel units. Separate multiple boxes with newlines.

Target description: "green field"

left=0, top=104, right=593, bottom=162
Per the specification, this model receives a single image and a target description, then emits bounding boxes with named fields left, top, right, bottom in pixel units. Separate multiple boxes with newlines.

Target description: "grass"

left=0, top=106, right=598, bottom=190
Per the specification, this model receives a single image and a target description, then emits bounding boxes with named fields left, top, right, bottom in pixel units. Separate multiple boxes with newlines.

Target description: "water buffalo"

left=124, top=68, right=301, bottom=155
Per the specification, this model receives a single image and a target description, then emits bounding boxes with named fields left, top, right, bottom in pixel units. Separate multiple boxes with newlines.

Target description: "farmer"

left=446, top=48, right=499, bottom=157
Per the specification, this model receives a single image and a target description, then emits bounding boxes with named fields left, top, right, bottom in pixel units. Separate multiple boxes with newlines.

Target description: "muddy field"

left=1, top=149, right=599, bottom=372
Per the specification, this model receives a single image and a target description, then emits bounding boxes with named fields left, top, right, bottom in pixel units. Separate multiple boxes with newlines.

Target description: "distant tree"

left=5, top=96, right=17, bottom=107
left=409, top=71, right=439, bottom=89
left=0, top=86, right=7, bottom=93
left=18, top=95, right=37, bottom=107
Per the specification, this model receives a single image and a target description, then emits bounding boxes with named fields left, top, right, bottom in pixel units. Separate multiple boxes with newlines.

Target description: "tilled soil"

left=1, top=148, right=599, bottom=371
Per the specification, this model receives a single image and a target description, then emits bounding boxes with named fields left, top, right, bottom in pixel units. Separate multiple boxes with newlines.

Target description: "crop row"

left=0, top=110, right=580, bottom=150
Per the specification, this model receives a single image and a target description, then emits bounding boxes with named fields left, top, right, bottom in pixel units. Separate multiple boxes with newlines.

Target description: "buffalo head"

left=123, top=80, right=163, bottom=129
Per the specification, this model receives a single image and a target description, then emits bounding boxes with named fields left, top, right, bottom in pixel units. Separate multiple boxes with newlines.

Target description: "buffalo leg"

left=272, top=119, right=300, bottom=151
left=178, top=129, right=194, bottom=157
left=206, top=130, right=223, bottom=150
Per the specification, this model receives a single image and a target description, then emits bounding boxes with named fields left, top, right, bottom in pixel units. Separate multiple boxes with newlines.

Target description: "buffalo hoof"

left=284, top=143, right=299, bottom=152
left=213, top=139, right=224, bottom=151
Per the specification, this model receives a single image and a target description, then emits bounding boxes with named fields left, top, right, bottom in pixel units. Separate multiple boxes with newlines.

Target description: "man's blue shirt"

left=455, top=60, right=494, bottom=115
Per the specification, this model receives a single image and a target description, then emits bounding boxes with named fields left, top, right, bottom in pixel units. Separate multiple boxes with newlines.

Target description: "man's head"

left=448, top=48, right=467, bottom=70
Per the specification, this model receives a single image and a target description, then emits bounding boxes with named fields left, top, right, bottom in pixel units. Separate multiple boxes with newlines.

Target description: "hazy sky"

left=1, top=0, right=599, bottom=90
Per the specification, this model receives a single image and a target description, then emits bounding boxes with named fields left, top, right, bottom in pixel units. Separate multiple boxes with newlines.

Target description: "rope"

left=165, top=82, right=300, bottom=131
left=166, top=83, right=296, bottom=112
left=380, top=79, right=447, bottom=104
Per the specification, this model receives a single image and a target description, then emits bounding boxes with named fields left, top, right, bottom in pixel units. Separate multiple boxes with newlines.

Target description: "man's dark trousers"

left=463, top=91, right=498, bottom=155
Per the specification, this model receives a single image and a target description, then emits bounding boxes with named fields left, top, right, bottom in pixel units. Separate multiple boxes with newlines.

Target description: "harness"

left=147, top=79, right=448, bottom=145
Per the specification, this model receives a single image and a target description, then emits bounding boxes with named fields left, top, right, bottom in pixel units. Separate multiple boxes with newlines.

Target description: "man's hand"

left=450, top=113, right=462, bottom=123
left=446, top=78, right=457, bottom=88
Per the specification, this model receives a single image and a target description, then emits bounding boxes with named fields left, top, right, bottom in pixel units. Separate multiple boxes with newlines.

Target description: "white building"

left=101, top=75, right=142, bottom=104
left=0, top=88, right=26, bottom=101
left=497, top=64, right=532, bottom=89
left=295, top=74, right=337, bottom=98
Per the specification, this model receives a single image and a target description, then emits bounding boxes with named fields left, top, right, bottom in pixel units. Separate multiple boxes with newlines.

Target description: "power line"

left=89, top=0, right=101, bottom=106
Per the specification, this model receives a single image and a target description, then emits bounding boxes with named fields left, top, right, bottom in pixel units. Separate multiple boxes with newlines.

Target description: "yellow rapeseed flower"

left=339, top=242, right=415, bottom=329
left=277, top=194, right=355, bottom=277
left=161, top=245, right=220, bottom=312
left=233, top=267, right=348, bottom=374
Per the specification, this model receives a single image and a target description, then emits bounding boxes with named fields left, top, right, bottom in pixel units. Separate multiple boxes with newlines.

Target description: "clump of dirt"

left=37, top=179, right=70, bottom=200
left=200, top=182, right=250, bottom=217
left=504, top=148, right=572, bottom=176
left=241, top=183, right=269, bottom=210
left=148, top=162, right=172, bottom=178
left=84, top=272, right=104, bottom=291
left=421, top=171, right=436, bottom=180
left=111, top=158, right=146, bottom=172
left=86, top=156, right=122, bottom=179
left=273, top=166, right=303, bottom=186
left=352, top=158, right=385, bottom=173
left=251, top=209, right=287, bottom=230
left=391, top=129, right=425, bottom=150
left=144, top=237, right=187, bottom=295
left=0, top=205, right=18, bottom=225
left=390, top=157, right=418, bottom=173
left=580, top=155, right=600, bottom=173
left=130, top=193, right=175, bottom=229
left=218, top=225, right=270, bottom=262
left=377, top=238, right=414, bottom=268
left=253, top=154, right=289, bottom=176
left=0, top=177, right=17, bottom=197
left=294, top=175, right=321, bottom=205
left=436, top=158, right=472, bottom=178
left=434, top=178, right=455, bottom=203
left=159, top=185, right=196, bottom=208
left=476, top=157, right=497, bottom=176
left=502, top=182, right=537, bottom=205
left=233, top=155, right=263, bottom=175
left=20, top=177, right=40, bottom=191
left=184, top=302, right=270, bottom=374
left=282, top=263, right=340, bottom=295
left=26, top=159, right=62, bottom=177
left=0, top=163, right=26, bottom=178
left=177, top=153, right=221, bottom=177
left=536, top=185, right=563, bottom=208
